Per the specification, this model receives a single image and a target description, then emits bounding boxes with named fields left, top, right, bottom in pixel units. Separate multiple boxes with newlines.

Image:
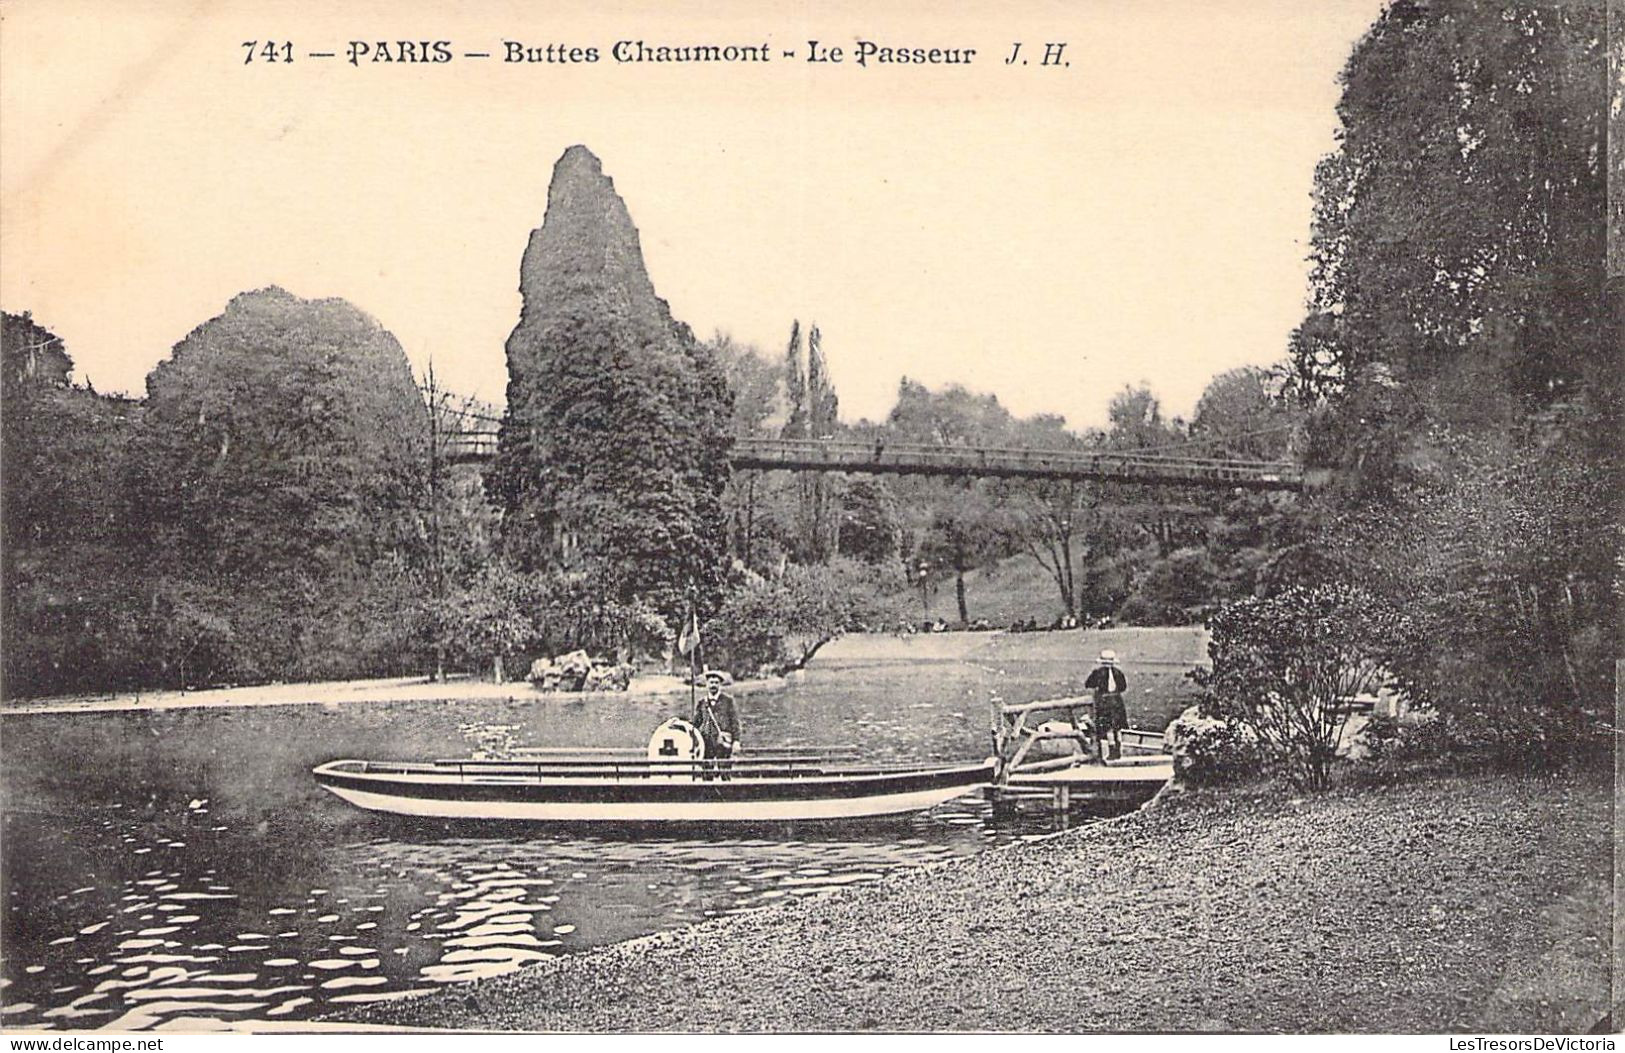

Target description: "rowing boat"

left=311, top=754, right=994, bottom=823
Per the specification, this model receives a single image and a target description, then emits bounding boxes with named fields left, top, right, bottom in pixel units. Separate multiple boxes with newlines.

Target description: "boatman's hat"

left=703, top=669, right=731, bottom=685
left=1099, top=649, right=1117, bottom=664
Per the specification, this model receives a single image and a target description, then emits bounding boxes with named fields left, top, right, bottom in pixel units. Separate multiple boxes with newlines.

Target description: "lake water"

left=0, top=631, right=1199, bottom=1031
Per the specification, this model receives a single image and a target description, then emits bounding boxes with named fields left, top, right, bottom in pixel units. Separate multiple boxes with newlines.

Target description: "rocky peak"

left=515, top=146, right=671, bottom=328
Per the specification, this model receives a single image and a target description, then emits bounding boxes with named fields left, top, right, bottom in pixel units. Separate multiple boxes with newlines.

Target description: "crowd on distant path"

left=892, top=613, right=1105, bottom=635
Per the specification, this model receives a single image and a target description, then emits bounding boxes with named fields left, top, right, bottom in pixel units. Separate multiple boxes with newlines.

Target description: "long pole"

left=427, top=360, right=446, bottom=683
left=687, top=584, right=698, bottom=718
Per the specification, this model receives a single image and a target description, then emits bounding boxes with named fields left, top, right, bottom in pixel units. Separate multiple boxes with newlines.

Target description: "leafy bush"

left=706, top=558, right=908, bottom=676
left=1195, top=583, right=1410, bottom=791
left=1356, top=709, right=1456, bottom=766
left=431, top=563, right=674, bottom=680
left=1119, top=547, right=1222, bottom=626
left=526, top=568, right=672, bottom=661
left=1369, top=430, right=1618, bottom=766
left=1164, top=704, right=1258, bottom=785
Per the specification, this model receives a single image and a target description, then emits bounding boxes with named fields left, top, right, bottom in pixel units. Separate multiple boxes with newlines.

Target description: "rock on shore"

left=336, top=770, right=1612, bottom=1033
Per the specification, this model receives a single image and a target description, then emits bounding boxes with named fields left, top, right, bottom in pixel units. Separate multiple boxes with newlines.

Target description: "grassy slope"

left=916, top=554, right=1076, bottom=626
left=345, top=769, right=1614, bottom=1033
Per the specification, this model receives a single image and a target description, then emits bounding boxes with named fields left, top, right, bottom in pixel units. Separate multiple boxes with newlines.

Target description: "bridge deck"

left=728, top=437, right=1302, bottom=490
left=443, top=432, right=1304, bottom=490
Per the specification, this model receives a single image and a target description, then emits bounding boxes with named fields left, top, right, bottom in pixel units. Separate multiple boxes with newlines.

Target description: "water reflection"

left=2, top=634, right=1198, bottom=1030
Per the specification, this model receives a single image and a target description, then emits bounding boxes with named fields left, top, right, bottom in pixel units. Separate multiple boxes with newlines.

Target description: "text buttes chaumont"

left=496, top=40, right=978, bottom=66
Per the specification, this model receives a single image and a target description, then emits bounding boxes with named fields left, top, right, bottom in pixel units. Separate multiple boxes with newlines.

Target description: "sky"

left=1, top=0, right=1387, bottom=430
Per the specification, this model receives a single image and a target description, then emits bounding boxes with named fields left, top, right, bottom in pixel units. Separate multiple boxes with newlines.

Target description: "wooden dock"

left=988, top=696, right=1173, bottom=815
left=991, top=755, right=1174, bottom=813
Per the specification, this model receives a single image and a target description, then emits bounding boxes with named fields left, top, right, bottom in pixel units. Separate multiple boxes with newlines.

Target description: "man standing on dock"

left=1084, top=649, right=1128, bottom=761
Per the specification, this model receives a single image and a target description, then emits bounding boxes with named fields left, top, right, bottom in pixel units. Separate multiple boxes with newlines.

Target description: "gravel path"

left=3, top=672, right=785, bottom=716
left=337, top=770, right=1614, bottom=1033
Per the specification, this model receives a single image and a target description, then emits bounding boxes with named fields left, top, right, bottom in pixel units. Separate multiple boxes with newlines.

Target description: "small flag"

left=677, top=612, right=700, bottom=656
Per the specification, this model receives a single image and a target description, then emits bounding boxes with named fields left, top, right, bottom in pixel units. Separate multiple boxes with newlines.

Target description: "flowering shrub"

left=1194, top=583, right=1411, bottom=791
left=1164, top=704, right=1258, bottom=785
left=1356, top=709, right=1455, bottom=764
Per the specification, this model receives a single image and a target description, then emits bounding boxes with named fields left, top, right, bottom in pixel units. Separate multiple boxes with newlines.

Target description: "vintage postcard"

left=1, top=0, right=1617, bottom=1039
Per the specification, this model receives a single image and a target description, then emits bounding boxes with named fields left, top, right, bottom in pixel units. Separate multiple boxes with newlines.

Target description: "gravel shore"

left=337, top=769, right=1614, bottom=1033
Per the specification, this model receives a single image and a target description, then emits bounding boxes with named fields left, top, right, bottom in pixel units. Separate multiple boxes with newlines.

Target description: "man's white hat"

left=1099, top=649, right=1117, bottom=663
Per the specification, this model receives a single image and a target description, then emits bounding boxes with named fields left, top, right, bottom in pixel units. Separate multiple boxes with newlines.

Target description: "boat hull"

left=313, top=759, right=993, bottom=823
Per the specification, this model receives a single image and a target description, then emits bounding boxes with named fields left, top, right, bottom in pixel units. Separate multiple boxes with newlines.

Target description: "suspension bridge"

left=442, top=425, right=1307, bottom=491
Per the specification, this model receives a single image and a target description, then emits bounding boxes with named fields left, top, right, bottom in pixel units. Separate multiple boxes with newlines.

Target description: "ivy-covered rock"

left=489, top=146, right=732, bottom=623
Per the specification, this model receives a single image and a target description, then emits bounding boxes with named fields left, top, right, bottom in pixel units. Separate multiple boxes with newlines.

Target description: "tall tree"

left=884, top=379, right=1022, bottom=620
left=1286, top=0, right=1617, bottom=757
left=998, top=414, right=1096, bottom=618
left=489, top=146, right=733, bottom=621
left=1186, top=367, right=1307, bottom=603
left=806, top=323, right=840, bottom=438
left=1289, top=0, right=1613, bottom=485
left=781, top=321, right=809, bottom=440
left=2, top=313, right=145, bottom=695
left=132, top=287, right=432, bottom=684
left=803, top=323, right=842, bottom=559
left=709, top=331, right=797, bottom=572
left=777, top=319, right=842, bottom=562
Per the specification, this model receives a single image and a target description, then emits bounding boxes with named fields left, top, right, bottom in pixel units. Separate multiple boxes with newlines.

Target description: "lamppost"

left=1059, top=514, right=1072, bottom=623
left=916, top=560, right=931, bottom=620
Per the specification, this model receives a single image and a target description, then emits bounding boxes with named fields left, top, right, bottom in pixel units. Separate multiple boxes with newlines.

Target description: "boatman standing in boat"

left=693, top=669, right=741, bottom=759
left=1084, top=649, right=1128, bottom=761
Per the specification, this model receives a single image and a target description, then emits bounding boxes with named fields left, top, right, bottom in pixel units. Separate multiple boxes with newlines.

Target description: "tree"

left=803, top=323, right=842, bottom=559
left=882, top=379, right=1025, bottom=619
left=2, top=312, right=149, bottom=695
left=432, top=563, right=544, bottom=683
left=707, top=331, right=799, bottom=573
left=489, top=146, right=732, bottom=621
left=132, top=287, right=432, bottom=684
left=806, top=323, right=839, bottom=437
left=1285, top=0, right=1617, bottom=759
left=1196, top=585, right=1410, bottom=791
left=531, top=571, right=671, bottom=663
left=778, top=320, right=842, bottom=561
left=1118, top=547, right=1223, bottom=626
left=421, top=376, right=501, bottom=680
left=3, top=313, right=77, bottom=578
left=781, top=320, right=810, bottom=440
left=2, top=311, right=73, bottom=391
left=836, top=477, right=903, bottom=565
left=1361, top=428, right=1618, bottom=762
left=1289, top=0, right=1612, bottom=487
left=708, top=331, right=788, bottom=438
left=706, top=558, right=907, bottom=675
left=915, top=487, right=1009, bottom=623
left=999, top=414, right=1100, bottom=619
left=1183, top=367, right=1308, bottom=603
left=1190, top=366, right=1299, bottom=462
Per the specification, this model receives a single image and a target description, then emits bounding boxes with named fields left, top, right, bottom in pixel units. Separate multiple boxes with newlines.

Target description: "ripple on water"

left=321, top=975, right=387, bottom=991
left=5, top=659, right=1137, bottom=1030
left=307, top=959, right=355, bottom=971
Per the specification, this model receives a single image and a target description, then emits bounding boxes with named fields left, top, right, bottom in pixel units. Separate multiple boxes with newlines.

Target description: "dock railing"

left=989, top=698, right=1174, bottom=780
left=990, top=696, right=1102, bottom=782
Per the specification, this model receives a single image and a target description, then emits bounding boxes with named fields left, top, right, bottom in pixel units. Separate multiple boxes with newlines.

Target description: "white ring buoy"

left=648, top=718, right=705, bottom=761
